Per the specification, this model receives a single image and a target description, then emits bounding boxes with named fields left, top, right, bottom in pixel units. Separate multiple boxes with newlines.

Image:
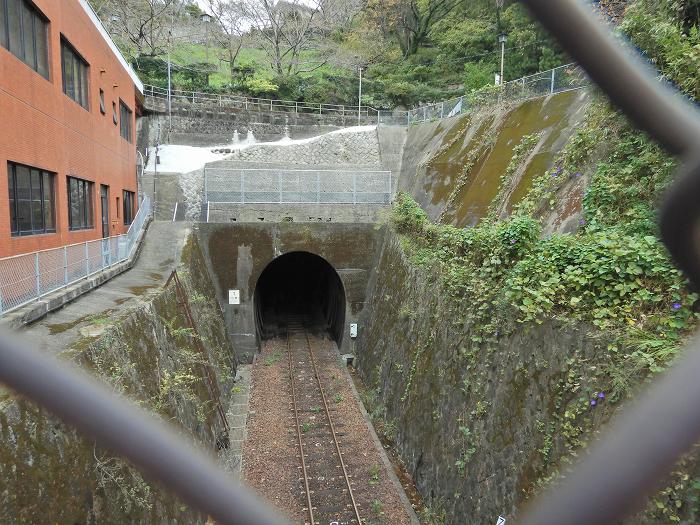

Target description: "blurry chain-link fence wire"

left=0, top=197, right=151, bottom=316
left=378, top=63, right=588, bottom=126
left=204, top=168, right=392, bottom=207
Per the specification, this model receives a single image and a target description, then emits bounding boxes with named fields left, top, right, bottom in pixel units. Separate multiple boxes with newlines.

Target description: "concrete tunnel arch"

left=253, top=251, right=346, bottom=346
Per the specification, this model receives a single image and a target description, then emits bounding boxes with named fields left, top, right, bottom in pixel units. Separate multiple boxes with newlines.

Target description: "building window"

left=112, top=101, right=118, bottom=125
left=0, top=0, right=49, bottom=79
left=61, top=37, right=89, bottom=110
left=123, top=190, right=135, bottom=225
left=8, top=162, right=55, bottom=236
left=67, top=176, right=94, bottom=231
left=119, top=100, right=132, bottom=142
left=99, top=88, right=105, bottom=114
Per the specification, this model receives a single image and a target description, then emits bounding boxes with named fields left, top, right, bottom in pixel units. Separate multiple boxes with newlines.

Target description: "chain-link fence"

left=379, top=63, right=588, bottom=126
left=0, top=196, right=151, bottom=315
left=204, top=168, right=392, bottom=207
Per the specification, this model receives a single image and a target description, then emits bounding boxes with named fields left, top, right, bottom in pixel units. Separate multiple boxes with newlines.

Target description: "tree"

left=104, top=0, right=182, bottom=58
left=241, top=0, right=327, bottom=76
left=365, top=0, right=465, bottom=56
left=202, top=0, right=248, bottom=78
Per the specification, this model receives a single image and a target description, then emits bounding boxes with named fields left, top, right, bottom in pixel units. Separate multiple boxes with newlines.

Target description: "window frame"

left=122, top=190, right=135, bottom=226
left=60, top=36, right=90, bottom=110
left=67, top=176, right=94, bottom=231
left=119, top=99, right=132, bottom=142
left=0, top=0, right=50, bottom=80
left=99, top=88, right=105, bottom=115
left=7, top=161, right=56, bottom=237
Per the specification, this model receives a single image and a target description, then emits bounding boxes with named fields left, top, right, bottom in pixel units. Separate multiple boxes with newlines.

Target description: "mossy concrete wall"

left=398, top=90, right=589, bottom=227
left=194, top=222, right=383, bottom=362
left=0, top=234, right=236, bottom=524
left=356, top=233, right=614, bottom=523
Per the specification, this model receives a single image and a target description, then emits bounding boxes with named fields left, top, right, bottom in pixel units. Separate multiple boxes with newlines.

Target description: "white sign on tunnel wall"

left=229, top=290, right=240, bottom=305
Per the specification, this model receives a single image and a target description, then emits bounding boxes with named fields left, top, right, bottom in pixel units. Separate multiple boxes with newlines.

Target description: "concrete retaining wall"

left=194, top=222, right=383, bottom=363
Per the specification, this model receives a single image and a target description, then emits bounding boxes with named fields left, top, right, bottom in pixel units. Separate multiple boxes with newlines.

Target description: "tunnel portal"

left=254, top=252, right=346, bottom=345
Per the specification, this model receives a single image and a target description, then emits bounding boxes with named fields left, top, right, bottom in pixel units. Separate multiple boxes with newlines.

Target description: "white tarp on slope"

left=144, top=125, right=378, bottom=174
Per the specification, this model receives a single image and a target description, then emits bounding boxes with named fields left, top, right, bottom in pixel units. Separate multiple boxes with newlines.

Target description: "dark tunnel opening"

left=254, top=252, right=346, bottom=346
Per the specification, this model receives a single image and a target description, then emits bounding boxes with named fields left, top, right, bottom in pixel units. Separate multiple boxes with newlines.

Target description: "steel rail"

left=285, top=329, right=316, bottom=525
left=303, top=329, right=363, bottom=525
left=517, top=1, right=700, bottom=525
left=0, top=329, right=287, bottom=525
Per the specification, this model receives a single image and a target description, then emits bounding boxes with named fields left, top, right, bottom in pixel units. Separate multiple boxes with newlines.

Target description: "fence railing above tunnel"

left=203, top=168, right=393, bottom=207
left=378, top=62, right=589, bottom=126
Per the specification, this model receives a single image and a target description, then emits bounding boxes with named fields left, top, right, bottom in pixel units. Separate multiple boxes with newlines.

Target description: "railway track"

left=286, top=319, right=363, bottom=525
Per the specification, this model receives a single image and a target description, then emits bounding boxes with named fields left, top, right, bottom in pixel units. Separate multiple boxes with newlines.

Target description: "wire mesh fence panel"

left=204, top=169, right=392, bottom=205
left=0, top=253, right=37, bottom=313
left=38, top=249, right=66, bottom=297
left=385, top=63, right=588, bottom=127
left=0, top=197, right=151, bottom=315
left=66, top=243, right=88, bottom=283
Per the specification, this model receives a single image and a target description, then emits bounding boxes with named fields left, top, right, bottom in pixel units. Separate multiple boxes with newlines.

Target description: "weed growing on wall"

left=390, top=89, right=700, bottom=514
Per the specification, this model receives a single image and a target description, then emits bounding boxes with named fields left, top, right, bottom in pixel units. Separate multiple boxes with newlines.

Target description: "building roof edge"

left=78, top=0, right=145, bottom=95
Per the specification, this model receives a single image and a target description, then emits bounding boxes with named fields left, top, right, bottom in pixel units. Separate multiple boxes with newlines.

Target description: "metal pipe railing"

left=0, top=196, right=152, bottom=316
left=143, top=84, right=379, bottom=118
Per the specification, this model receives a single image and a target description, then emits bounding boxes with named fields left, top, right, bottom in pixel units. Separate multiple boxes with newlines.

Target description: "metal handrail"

left=0, top=196, right=151, bottom=315
left=143, top=84, right=379, bottom=117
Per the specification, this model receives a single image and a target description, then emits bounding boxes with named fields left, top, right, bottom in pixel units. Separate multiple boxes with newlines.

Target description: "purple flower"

left=575, top=172, right=582, bottom=178
left=579, top=219, right=586, bottom=226
left=590, top=399, right=597, bottom=407
left=598, top=392, right=605, bottom=400
left=673, top=303, right=682, bottom=310
left=510, top=239, right=517, bottom=244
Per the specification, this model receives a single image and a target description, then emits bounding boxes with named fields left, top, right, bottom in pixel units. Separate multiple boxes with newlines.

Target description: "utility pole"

left=358, top=66, right=363, bottom=127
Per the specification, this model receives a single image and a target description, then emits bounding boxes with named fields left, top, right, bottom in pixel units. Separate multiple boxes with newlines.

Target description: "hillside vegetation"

left=90, top=0, right=568, bottom=107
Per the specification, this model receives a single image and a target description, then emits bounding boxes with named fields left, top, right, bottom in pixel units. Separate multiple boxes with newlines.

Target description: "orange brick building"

left=0, top=0, right=142, bottom=258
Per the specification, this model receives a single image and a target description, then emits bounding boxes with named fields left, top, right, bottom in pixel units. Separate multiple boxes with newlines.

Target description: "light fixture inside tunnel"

left=253, top=252, right=346, bottom=346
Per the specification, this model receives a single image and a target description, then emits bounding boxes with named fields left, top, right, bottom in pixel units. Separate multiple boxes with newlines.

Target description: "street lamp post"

left=200, top=13, right=212, bottom=64
left=358, top=66, right=363, bottom=127
left=498, top=33, right=507, bottom=86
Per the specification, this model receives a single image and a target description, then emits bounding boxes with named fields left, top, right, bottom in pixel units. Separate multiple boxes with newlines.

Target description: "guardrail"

left=379, top=63, right=588, bottom=126
left=143, top=84, right=379, bottom=119
left=0, top=196, right=152, bottom=316
left=203, top=168, right=392, bottom=211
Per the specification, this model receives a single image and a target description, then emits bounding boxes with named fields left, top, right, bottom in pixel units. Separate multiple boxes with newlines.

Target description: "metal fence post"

left=34, top=253, right=40, bottom=298
left=84, top=242, right=89, bottom=276
left=63, top=246, right=68, bottom=285
left=316, top=173, right=321, bottom=204
left=551, top=67, right=557, bottom=94
left=441, top=102, right=445, bottom=119
left=278, top=172, right=282, bottom=203
left=352, top=173, right=357, bottom=204
left=203, top=167, right=208, bottom=203
left=241, top=171, right=245, bottom=204
left=319, top=104, right=322, bottom=116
